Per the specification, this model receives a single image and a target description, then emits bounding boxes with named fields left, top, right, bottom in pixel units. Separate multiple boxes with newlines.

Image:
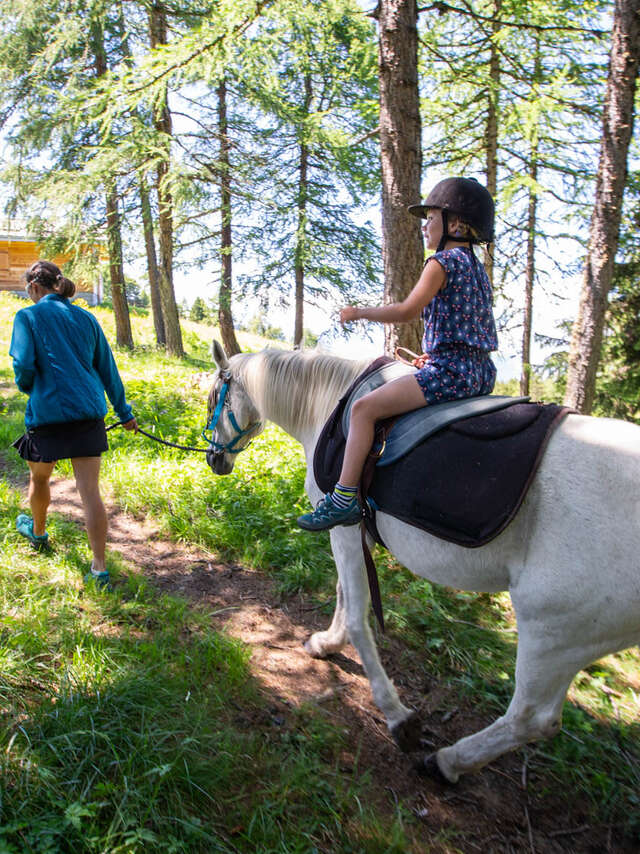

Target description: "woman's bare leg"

left=71, top=456, right=107, bottom=572
left=27, top=461, right=56, bottom=536
left=338, top=374, right=427, bottom=487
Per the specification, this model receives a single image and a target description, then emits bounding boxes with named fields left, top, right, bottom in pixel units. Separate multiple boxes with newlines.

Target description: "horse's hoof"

left=390, top=711, right=422, bottom=753
left=413, top=752, right=451, bottom=784
left=303, top=637, right=326, bottom=659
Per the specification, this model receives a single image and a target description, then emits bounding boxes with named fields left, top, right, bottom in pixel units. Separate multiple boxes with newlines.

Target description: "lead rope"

left=106, top=421, right=209, bottom=453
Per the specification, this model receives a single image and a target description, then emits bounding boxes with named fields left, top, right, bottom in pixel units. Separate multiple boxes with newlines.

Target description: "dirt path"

left=28, top=477, right=634, bottom=853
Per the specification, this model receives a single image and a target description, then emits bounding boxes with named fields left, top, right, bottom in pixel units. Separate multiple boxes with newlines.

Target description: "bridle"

left=202, top=369, right=261, bottom=456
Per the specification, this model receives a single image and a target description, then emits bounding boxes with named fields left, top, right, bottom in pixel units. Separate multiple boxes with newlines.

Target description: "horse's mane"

left=231, top=348, right=369, bottom=436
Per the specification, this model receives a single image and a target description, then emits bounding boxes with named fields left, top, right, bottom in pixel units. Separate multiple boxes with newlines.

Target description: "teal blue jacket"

left=10, top=293, right=133, bottom=430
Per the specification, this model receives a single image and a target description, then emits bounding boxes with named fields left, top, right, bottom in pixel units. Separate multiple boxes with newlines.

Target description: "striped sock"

left=331, top=482, right=358, bottom=509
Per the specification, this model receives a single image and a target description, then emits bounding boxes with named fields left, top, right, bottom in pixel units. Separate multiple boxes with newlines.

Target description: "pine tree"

left=115, top=0, right=166, bottom=346
left=190, top=295, right=209, bottom=322
left=235, top=0, right=381, bottom=347
left=216, top=77, right=242, bottom=355
left=376, top=0, right=424, bottom=356
left=417, top=0, right=607, bottom=387
left=565, top=0, right=640, bottom=412
left=0, top=0, right=135, bottom=348
left=147, top=1, right=183, bottom=357
left=85, top=0, right=279, bottom=356
left=91, top=11, right=133, bottom=349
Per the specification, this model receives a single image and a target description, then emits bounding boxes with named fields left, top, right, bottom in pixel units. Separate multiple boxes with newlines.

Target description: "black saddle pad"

left=313, top=359, right=571, bottom=547
left=368, top=402, right=569, bottom=547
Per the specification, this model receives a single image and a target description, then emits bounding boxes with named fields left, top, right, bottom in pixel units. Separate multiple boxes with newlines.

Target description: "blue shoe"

left=83, top=565, right=112, bottom=591
left=16, top=514, right=49, bottom=549
left=297, top=493, right=362, bottom=531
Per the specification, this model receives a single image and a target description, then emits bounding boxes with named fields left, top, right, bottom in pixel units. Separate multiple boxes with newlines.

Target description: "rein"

left=358, top=418, right=398, bottom=634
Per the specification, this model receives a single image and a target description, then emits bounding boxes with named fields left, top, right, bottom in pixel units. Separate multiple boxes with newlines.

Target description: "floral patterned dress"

left=415, top=247, right=498, bottom=404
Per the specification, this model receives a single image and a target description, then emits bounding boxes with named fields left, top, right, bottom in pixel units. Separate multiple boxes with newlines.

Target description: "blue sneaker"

left=83, top=566, right=112, bottom=591
left=297, top=493, right=362, bottom=531
left=16, top=514, right=49, bottom=549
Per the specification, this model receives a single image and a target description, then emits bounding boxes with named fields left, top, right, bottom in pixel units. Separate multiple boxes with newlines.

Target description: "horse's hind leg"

left=427, top=626, right=590, bottom=783
left=304, top=579, right=349, bottom=657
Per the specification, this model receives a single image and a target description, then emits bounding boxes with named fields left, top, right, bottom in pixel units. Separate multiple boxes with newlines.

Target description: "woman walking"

left=10, top=260, right=137, bottom=587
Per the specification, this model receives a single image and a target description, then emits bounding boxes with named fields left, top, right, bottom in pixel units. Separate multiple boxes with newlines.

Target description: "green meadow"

left=0, top=293, right=638, bottom=852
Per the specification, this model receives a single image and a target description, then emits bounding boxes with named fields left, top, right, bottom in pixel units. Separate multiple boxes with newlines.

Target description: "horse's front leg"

left=304, top=578, right=349, bottom=657
left=306, top=527, right=421, bottom=752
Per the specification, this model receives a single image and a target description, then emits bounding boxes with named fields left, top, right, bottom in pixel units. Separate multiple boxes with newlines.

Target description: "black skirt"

left=12, top=418, right=108, bottom=463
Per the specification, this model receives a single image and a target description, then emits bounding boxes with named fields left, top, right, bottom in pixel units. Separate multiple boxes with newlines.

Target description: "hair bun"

left=26, top=260, right=76, bottom=298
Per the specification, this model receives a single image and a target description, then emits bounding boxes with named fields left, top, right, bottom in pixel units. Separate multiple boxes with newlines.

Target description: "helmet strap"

left=437, top=210, right=478, bottom=255
left=436, top=210, right=449, bottom=253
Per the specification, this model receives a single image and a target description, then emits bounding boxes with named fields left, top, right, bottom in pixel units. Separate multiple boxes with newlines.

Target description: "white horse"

left=206, top=342, right=640, bottom=782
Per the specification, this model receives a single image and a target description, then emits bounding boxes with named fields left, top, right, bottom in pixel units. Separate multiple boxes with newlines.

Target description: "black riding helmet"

left=408, top=177, right=495, bottom=246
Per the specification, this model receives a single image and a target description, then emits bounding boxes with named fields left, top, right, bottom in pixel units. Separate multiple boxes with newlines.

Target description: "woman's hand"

left=340, top=306, right=361, bottom=324
left=122, top=418, right=138, bottom=432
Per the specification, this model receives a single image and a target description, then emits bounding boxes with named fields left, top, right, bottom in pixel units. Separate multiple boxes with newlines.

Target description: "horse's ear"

left=212, top=340, right=229, bottom=370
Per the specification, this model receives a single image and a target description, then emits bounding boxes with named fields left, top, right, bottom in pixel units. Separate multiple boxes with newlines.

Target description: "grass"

left=0, top=292, right=639, bottom=848
left=0, top=295, right=414, bottom=852
left=1, top=475, right=418, bottom=853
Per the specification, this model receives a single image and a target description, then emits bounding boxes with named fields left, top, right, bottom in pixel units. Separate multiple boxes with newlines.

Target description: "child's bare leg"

left=338, top=374, right=427, bottom=486
left=298, top=374, right=427, bottom=531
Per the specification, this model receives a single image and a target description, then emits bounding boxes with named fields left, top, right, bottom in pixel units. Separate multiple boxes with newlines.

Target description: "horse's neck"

left=238, top=350, right=365, bottom=445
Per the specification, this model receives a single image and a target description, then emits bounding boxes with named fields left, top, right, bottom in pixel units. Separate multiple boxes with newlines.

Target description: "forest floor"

left=16, top=471, right=631, bottom=854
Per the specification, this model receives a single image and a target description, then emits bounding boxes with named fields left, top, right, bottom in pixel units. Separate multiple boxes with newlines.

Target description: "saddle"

left=340, top=359, right=530, bottom=468
left=314, top=357, right=571, bottom=549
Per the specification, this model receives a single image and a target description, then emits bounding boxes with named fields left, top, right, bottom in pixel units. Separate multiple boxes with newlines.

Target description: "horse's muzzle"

left=206, top=447, right=234, bottom=475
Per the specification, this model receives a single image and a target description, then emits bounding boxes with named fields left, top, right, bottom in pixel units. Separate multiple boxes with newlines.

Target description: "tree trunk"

left=377, top=0, right=423, bottom=356
left=116, top=1, right=165, bottom=347
left=565, top=0, right=640, bottom=413
left=520, top=162, right=538, bottom=397
left=217, top=79, right=241, bottom=356
left=90, top=18, right=133, bottom=349
left=149, top=2, right=183, bottom=357
left=520, top=41, right=541, bottom=398
left=138, top=173, right=166, bottom=346
left=483, top=0, right=501, bottom=282
left=293, top=73, right=312, bottom=349
left=105, top=185, right=134, bottom=349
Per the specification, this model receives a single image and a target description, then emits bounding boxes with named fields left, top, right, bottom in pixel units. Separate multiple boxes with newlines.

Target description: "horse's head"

left=204, top=341, right=264, bottom=475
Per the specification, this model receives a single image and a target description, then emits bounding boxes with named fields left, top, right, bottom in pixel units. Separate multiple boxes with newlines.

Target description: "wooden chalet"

left=0, top=219, right=101, bottom=305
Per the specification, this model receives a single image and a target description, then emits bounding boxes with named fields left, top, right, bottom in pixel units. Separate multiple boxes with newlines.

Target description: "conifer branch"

left=417, top=1, right=607, bottom=37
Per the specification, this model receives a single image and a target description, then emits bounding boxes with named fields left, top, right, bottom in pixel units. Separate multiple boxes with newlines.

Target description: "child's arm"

left=341, top=259, right=446, bottom=325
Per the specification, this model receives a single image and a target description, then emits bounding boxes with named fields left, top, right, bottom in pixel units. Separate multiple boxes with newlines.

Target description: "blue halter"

left=202, top=372, right=260, bottom=455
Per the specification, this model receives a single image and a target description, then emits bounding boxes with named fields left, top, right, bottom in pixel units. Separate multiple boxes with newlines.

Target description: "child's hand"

left=412, top=354, right=430, bottom=368
left=340, top=306, right=360, bottom=324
